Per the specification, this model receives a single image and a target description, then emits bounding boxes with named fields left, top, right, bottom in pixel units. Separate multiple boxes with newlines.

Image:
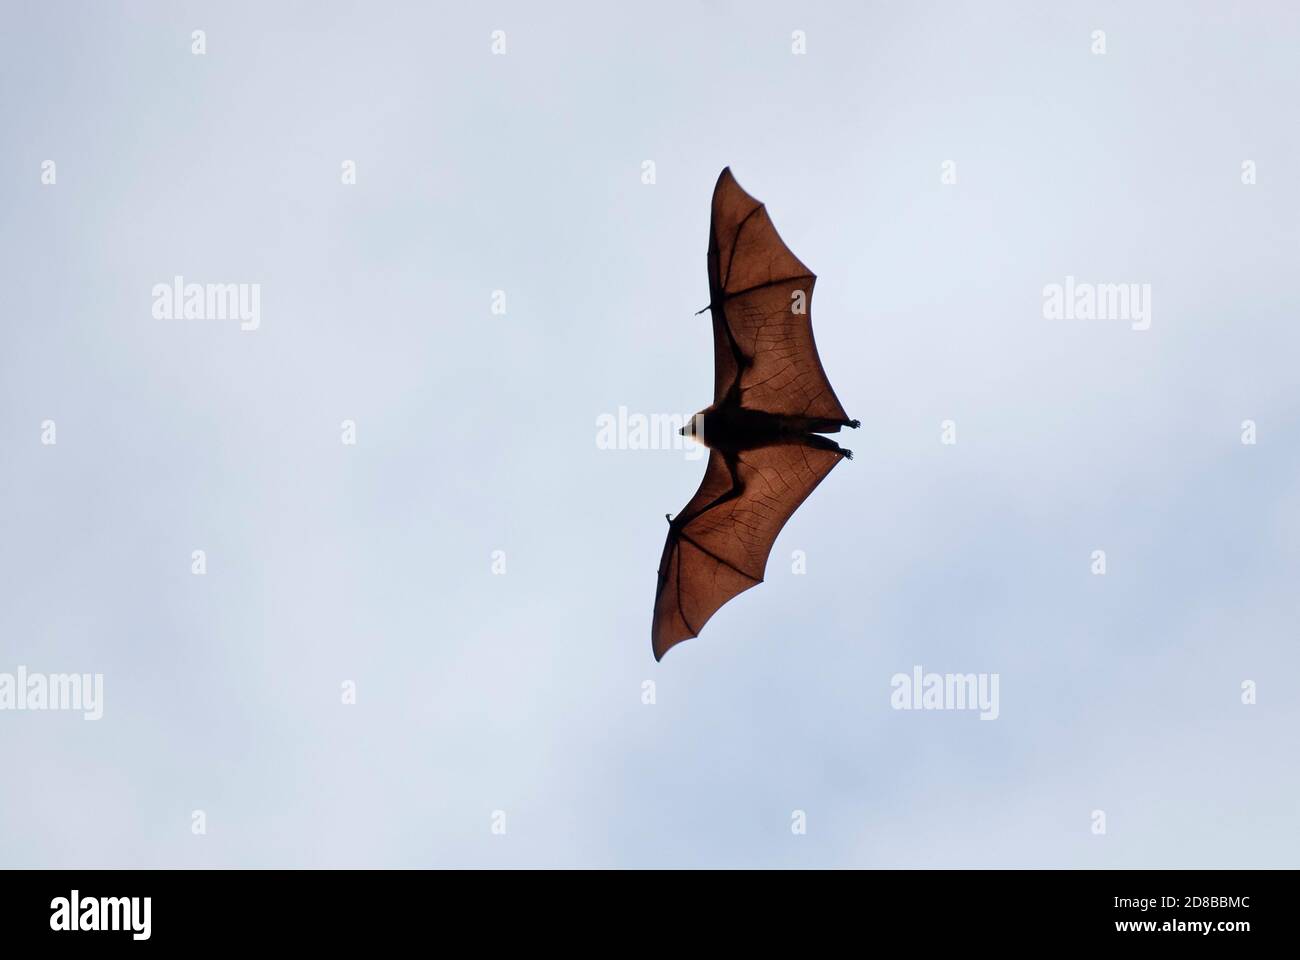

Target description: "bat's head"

left=679, top=411, right=708, bottom=446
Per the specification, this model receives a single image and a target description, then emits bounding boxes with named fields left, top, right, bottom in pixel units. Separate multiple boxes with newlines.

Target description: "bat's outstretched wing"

left=652, top=443, right=846, bottom=660
left=707, top=167, right=849, bottom=421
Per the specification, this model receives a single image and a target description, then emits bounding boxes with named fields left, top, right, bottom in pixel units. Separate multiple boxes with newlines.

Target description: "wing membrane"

left=707, top=168, right=848, bottom=422
left=651, top=444, right=845, bottom=659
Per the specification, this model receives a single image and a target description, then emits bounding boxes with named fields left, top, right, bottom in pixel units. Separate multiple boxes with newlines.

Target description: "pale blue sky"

left=1, top=1, right=1297, bottom=867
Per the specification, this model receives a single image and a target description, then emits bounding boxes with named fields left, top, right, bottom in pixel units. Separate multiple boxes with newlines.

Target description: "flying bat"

left=651, top=168, right=858, bottom=660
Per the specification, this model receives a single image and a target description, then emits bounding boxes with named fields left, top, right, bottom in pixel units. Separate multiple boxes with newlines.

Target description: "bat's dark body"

left=652, top=168, right=858, bottom=660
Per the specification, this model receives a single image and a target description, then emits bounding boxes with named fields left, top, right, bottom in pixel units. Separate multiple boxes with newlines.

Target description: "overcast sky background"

left=1, top=1, right=1298, bottom=867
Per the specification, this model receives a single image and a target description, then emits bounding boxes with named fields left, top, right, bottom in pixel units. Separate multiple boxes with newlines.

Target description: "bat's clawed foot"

left=841, top=448, right=854, bottom=460
left=846, top=419, right=860, bottom=429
